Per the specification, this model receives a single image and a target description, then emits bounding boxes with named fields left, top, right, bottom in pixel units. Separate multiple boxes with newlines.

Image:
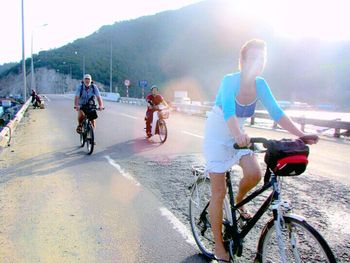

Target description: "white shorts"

left=203, top=106, right=252, bottom=173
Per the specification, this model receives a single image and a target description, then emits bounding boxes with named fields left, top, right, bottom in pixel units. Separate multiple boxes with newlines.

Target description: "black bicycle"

left=189, top=136, right=336, bottom=262
left=75, top=104, right=103, bottom=155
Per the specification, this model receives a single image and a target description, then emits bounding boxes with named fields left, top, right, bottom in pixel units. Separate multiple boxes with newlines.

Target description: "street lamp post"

left=31, top=23, right=48, bottom=92
left=21, top=0, right=26, bottom=101
left=30, top=32, right=34, bottom=91
left=83, top=55, right=85, bottom=77
left=75, top=51, right=85, bottom=79
left=110, top=39, right=113, bottom=93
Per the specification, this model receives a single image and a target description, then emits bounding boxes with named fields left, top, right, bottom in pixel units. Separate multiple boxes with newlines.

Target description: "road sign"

left=124, top=79, right=130, bottom=86
left=138, top=80, right=148, bottom=88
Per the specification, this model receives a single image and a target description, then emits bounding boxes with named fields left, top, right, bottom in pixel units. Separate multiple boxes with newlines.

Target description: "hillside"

left=1, top=0, right=349, bottom=108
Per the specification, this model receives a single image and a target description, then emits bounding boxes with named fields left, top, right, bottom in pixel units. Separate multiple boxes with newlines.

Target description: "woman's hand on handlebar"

left=300, top=134, right=319, bottom=145
left=234, top=133, right=250, bottom=147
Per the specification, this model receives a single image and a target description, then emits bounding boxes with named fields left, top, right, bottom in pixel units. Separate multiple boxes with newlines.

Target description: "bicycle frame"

left=82, top=117, right=91, bottom=130
left=150, top=105, right=167, bottom=136
left=223, top=170, right=281, bottom=257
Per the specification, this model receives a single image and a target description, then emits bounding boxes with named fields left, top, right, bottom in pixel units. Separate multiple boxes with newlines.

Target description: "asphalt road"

left=1, top=94, right=349, bottom=262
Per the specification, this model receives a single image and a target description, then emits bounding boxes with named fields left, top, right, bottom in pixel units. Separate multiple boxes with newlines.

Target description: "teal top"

left=214, top=72, right=284, bottom=121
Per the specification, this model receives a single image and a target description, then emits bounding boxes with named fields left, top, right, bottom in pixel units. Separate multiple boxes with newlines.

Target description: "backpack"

left=264, top=138, right=309, bottom=177
left=79, top=82, right=96, bottom=98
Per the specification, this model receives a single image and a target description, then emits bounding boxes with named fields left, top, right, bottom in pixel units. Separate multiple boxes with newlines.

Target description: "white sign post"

left=124, top=79, right=130, bottom=97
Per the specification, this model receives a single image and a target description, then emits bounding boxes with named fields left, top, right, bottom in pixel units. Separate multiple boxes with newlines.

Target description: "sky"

left=1, top=0, right=350, bottom=65
left=0, top=0, right=203, bottom=65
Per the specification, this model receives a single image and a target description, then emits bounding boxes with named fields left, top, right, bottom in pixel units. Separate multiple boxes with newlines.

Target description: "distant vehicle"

left=291, top=101, right=313, bottom=110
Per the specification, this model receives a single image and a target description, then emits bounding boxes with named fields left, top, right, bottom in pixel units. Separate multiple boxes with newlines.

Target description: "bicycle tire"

left=189, top=177, right=232, bottom=259
left=158, top=119, right=167, bottom=143
left=86, top=122, right=94, bottom=155
left=80, top=131, right=85, bottom=147
left=256, top=214, right=336, bottom=263
left=80, top=120, right=87, bottom=147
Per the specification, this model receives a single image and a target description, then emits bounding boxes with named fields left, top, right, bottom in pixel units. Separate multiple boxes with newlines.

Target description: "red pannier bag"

left=264, top=139, right=309, bottom=176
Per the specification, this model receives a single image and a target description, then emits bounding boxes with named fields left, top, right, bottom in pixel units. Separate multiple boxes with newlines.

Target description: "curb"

left=0, top=98, right=31, bottom=147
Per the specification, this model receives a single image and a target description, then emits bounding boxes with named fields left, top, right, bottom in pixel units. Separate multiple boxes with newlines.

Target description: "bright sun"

left=231, top=0, right=350, bottom=41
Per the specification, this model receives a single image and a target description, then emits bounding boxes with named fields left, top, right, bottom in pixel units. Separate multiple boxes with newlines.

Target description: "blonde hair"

left=239, top=39, right=267, bottom=70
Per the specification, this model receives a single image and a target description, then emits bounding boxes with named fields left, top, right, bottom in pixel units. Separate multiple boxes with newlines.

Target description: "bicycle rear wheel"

left=256, top=214, right=336, bottom=263
left=189, top=177, right=232, bottom=259
left=157, top=119, right=167, bottom=143
left=86, top=123, right=94, bottom=155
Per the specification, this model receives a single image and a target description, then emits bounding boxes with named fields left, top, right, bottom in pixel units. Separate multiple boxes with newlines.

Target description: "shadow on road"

left=95, top=137, right=163, bottom=160
left=180, top=253, right=210, bottom=262
left=0, top=137, right=163, bottom=184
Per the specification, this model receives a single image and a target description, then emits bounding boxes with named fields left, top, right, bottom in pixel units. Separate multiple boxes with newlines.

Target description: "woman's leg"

left=236, top=154, right=262, bottom=210
left=209, top=172, right=229, bottom=261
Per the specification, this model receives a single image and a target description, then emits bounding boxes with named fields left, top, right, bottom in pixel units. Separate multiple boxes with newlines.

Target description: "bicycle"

left=75, top=104, right=103, bottom=155
left=189, top=136, right=336, bottom=262
left=146, top=105, right=169, bottom=143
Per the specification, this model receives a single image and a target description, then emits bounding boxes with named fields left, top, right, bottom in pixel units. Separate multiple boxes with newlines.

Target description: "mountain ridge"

left=0, top=0, right=349, bottom=108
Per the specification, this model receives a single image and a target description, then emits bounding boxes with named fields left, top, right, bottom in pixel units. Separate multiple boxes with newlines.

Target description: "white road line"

left=120, top=113, right=139, bottom=120
left=105, top=155, right=196, bottom=247
left=104, top=155, right=140, bottom=186
left=159, top=207, right=196, bottom=247
left=182, top=131, right=204, bottom=139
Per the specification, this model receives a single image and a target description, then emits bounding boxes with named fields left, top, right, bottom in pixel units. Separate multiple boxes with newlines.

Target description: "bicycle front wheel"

left=189, top=177, right=232, bottom=259
left=86, top=123, right=94, bottom=155
left=157, top=119, right=167, bottom=143
left=189, top=177, right=215, bottom=258
left=256, top=214, right=336, bottom=263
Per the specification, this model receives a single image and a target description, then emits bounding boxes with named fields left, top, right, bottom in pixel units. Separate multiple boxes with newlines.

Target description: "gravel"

left=120, top=153, right=350, bottom=262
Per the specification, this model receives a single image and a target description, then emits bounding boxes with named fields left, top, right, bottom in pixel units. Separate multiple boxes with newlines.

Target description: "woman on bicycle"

left=203, top=39, right=318, bottom=262
left=145, top=85, right=169, bottom=138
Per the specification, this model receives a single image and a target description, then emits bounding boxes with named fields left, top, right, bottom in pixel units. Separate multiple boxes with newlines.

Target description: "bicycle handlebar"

left=74, top=106, right=105, bottom=111
left=233, top=135, right=319, bottom=150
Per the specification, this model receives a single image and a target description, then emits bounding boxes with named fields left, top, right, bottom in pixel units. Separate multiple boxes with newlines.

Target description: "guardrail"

left=251, top=111, right=350, bottom=138
left=100, top=92, right=120, bottom=102
left=0, top=98, right=31, bottom=147
left=119, top=97, right=147, bottom=106
left=171, top=103, right=350, bottom=137
left=120, top=98, right=350, bottom=138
